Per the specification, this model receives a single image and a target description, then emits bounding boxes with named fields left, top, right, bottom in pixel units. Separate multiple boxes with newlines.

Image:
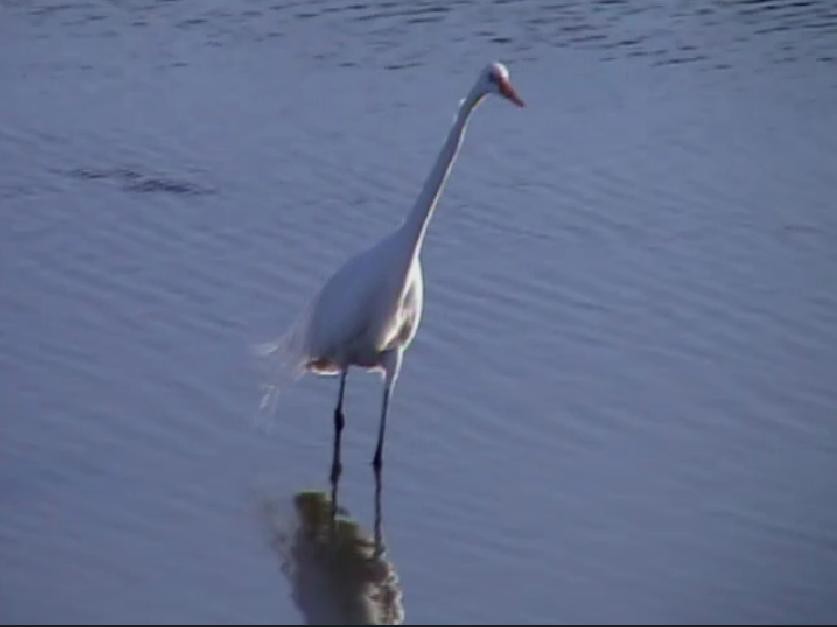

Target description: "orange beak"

left=499, top=77, right=525, bottom=107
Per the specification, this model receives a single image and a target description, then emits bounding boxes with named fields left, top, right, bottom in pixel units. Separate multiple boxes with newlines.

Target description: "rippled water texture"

left=2, top=0, right=836, bottom=623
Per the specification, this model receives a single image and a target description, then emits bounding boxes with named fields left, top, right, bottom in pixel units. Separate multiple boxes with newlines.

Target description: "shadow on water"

left=262, top=472, right=404, bottom=625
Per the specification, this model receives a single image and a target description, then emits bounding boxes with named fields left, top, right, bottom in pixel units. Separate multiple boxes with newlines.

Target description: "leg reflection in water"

left=264, top=462, right=403, bottom=625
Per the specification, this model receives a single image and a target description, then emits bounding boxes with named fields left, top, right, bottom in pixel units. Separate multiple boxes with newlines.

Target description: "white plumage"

left=256, top=61, right=525, bottom=473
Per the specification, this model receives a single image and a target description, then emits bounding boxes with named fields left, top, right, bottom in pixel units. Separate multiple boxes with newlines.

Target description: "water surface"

left=2, top=0, right=837, bottom=623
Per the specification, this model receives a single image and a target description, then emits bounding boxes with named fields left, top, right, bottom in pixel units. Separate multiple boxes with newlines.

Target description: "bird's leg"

left=372, top=382, right=391, bottom=472
left=330, top=369, right=347, bottom=518
left=373, top=455, right=384, bottom=556
left=330, top=406, right=344, bottom=485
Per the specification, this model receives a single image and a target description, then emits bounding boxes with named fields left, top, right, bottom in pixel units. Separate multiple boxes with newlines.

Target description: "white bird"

left=256, top=61, right=525, bottom=484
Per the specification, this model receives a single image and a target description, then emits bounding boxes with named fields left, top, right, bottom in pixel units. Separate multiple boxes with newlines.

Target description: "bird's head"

left=478, top=61, right=525, bottom=107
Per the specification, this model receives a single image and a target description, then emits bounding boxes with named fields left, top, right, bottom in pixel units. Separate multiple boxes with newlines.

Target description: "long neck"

left=399, top=89, right=483, bottom=259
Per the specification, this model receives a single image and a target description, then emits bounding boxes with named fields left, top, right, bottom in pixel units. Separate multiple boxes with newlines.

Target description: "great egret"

left=256, top=61, right=525, bottom=484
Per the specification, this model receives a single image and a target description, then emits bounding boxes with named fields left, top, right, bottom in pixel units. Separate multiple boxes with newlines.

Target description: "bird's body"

left=256, top=61, right=524, bottom=487
left=302, top=226, right=422, bottom=381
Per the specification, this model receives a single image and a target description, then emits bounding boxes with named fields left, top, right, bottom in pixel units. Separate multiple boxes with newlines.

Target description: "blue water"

left=2, top=0, right=836, bottom=623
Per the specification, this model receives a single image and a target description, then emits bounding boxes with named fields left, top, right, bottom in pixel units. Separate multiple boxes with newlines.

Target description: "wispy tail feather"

left=251, top=313, right=310, bottom=432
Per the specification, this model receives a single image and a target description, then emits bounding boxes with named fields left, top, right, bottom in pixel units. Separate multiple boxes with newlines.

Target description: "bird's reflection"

left=264, top=469, right=404, bottom=625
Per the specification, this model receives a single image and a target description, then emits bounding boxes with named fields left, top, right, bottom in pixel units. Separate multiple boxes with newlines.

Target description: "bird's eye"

left=487, top=73, right=498, bottom=84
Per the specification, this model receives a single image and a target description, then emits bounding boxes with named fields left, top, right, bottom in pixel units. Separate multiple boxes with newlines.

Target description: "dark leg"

left=372, top=383, right=390, bottom=472
left=373, top=457, right=384, bottom=556
left=330, top=369, right=347, bottom=518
